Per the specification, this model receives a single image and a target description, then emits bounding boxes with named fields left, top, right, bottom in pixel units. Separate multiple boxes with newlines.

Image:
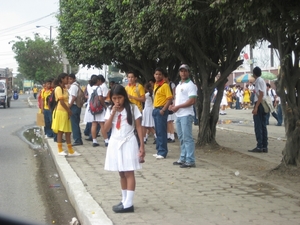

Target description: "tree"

left=58, top=0, right=181, bottom=82
left=12, top=35, right=63, bottom=84
left=215, top=0, right=300, bottom=166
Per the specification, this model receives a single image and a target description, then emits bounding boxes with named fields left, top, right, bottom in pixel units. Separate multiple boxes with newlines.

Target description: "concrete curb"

left=47, top=139, right=113, bottom=225
left=29, top=95, right=113, bottom=225
left=27, top=97, right=33, bottom=107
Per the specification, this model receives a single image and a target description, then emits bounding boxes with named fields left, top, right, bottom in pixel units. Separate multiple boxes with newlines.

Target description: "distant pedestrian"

left=68, top=74, right=83, bottom=146
left=103, top=84, right=145, bottom=213
left=275, top=96, right=283, bottom=126
left=243, top=84, right=251, bottom=110
left=248, top=67, right=268, bottom=153
left=165, top=76, right=176, bottom=143
left=170, top=64, right=197, bottom=168
left=152, top=68, right=173, bottom=159
left=266, top=83, right=279, bottom=125
left=33, top=86, right=38, bottom=99
left=51, top=73, right=81, bottom=156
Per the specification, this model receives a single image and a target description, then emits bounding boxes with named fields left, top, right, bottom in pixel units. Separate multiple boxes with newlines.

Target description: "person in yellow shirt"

left=152, top=68, right=173, bottom=159
left=33, top=86, right=38, bottom=99
left=51, top=73, right=81, bottom=157
left=41, top=79, right=54, bottom=138
left=125, top=72, right=145, bottom=112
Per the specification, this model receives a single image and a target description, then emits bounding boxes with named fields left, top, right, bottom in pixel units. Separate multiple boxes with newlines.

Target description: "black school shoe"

left=112, top=202, right=122, bottom=211
left=262, top=148, right=268, bottom=153
left=248, top=147, right=263, bottom=153
left=113, top=203, right=134, bottom=213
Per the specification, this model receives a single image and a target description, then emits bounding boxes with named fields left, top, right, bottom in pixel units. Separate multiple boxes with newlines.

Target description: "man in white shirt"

left=248, top=67, right=268, bottom=153
left=68, top=74, right=83, bottom=146
left=170, top=64, right=197, bottom=168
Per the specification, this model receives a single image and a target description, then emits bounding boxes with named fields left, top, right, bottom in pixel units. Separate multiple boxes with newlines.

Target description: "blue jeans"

left=44, top=109, right=54, bottom=137
left=193, top=105, right=199, bottom=125
left=176, top=115, right=195, bottom=164
left=70, top=105, right=82, bottom=143
left=235, top=98, right=240, bottom=109
left=266, top=111, right=279, bottom=125
left=253, top=103, right=268, bottom=149
left=277, top=104, right=283, bottom=125
left=152, top=108, right=169, bottom=157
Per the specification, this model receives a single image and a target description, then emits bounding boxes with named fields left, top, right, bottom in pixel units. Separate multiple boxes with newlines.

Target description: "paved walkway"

left=31, top=96, right=300, bottom=225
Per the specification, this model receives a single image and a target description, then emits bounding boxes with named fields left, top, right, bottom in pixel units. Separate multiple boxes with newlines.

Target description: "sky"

left=0, top=0, right=101, bottom=79
left=0, top=0, right=60, bottom=74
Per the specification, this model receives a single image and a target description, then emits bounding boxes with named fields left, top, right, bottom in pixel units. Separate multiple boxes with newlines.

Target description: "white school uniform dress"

left=220, top=90, right=228, bottom=106
left=104, top=104, right=142, bottom=172
left=83, top=85, right=105, bottom=123
left=141, top=92, right=155, bottom=127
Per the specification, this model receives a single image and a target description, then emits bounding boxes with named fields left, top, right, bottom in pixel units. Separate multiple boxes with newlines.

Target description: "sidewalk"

left=38, top=98, right=300, bottom=225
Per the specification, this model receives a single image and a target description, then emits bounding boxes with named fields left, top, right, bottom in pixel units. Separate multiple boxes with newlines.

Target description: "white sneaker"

left=58, top=151, right=67, bottom=156
left=68, top=151, right=81, bottom=157
left=153, top=154, right=158, bottom=157
left=156, top=155, right=164, bottom=159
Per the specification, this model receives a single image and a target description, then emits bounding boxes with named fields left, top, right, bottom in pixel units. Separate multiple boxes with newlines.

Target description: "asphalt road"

left=0, top=95, right=77, bottom=224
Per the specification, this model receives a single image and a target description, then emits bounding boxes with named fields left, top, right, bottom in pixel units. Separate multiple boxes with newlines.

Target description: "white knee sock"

left=170, top=133, right=175, bottom=140
left=123, top=190, right=134, bottom=208
left=167, top=133, right=170, bottom=138
left=121, top=189, right=127, bottom=204
left=92, top=139, right=98, bottom=143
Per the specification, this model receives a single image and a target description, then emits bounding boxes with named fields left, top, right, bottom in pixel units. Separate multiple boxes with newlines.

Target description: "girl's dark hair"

left=110, top=84, right=133, bottom=125
left=145, top=83, right=153, bottom=98
left=89, top=74, right=98, bottom=86
left=90, top=75, right=100, bottom=86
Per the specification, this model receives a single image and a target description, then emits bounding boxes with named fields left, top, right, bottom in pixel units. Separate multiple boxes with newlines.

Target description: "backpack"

left=47, top=87, right=60, bottom=112
left=73, top=83, right=86, bottom=107
left=89, top=87, right=104, bottom=115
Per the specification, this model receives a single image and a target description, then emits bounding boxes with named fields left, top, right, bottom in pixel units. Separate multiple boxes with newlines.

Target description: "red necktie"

left=116, top=114, right=121, bottom=130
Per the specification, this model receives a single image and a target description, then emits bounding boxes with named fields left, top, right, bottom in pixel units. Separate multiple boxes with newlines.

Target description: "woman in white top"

left=103, top=84, right=145, bottom=213
left=83, top=76, right=106, bottom=147
left=141, top=83, right=156, bottom=143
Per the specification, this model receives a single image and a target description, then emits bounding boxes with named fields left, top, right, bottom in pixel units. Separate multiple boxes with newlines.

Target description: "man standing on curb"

left=170, top=64, right=197, bottom=168
left=248, top=67, right=268, bottom=153
left=68, top=74, right=83, bottom=146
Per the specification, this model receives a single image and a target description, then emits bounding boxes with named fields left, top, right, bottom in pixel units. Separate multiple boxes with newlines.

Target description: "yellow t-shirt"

left=125, top=83, right=145, bottom=112
left=42, top=89, right=52, bottom=110
left=153, top=82, right=173, bottom=107
left=55, top=87, right=69, bottom=111
left=33, top=87, right=38, bottom=93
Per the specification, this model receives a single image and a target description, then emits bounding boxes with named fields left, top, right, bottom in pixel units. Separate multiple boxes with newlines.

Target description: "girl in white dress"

left=103, top=84, right=145, bottom=213
left=83, top=76, right=106, bottom=147
left=141, top=83, right=156, bottom=143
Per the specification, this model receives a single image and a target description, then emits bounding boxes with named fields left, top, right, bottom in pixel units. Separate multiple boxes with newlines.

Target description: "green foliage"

left=12, top=36, right=63, bottom=84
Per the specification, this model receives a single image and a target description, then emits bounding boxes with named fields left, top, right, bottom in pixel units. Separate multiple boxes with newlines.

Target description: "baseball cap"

left=179, top=64, right=189, bottom=71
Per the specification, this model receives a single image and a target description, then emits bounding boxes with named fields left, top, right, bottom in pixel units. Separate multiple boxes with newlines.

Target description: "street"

left=0, top=94, right=77, bottom=224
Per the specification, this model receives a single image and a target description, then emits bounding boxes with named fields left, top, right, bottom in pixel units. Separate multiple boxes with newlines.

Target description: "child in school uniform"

left=103, top=84, right=145, bottom=213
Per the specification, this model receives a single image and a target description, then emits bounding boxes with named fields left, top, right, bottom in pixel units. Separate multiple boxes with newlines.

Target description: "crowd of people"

left=37, top=65, right=198, bottom=213
left=211, top=77, right=283, bottom=127
left=36, top=65, right=286, bottom=213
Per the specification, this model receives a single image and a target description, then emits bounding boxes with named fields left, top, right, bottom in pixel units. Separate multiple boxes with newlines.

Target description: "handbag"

left=36, top=112, right=45, bottom=126
left=255, top=92, right=270, bottom=113
left=261, top=99, right=270, bottom=113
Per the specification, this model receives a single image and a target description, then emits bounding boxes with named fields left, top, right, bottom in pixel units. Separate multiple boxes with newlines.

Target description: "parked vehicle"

left=0, top=77, right=13, bottom=108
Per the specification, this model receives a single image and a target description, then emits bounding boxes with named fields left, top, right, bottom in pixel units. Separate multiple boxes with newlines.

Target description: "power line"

left=0, top=13, right=56, bottom=34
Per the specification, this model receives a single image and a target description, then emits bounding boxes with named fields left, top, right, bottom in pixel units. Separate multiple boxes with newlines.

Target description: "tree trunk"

left=277, top=64, right=300, bottom=166
left=196, top=79, right=226, bottom=147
